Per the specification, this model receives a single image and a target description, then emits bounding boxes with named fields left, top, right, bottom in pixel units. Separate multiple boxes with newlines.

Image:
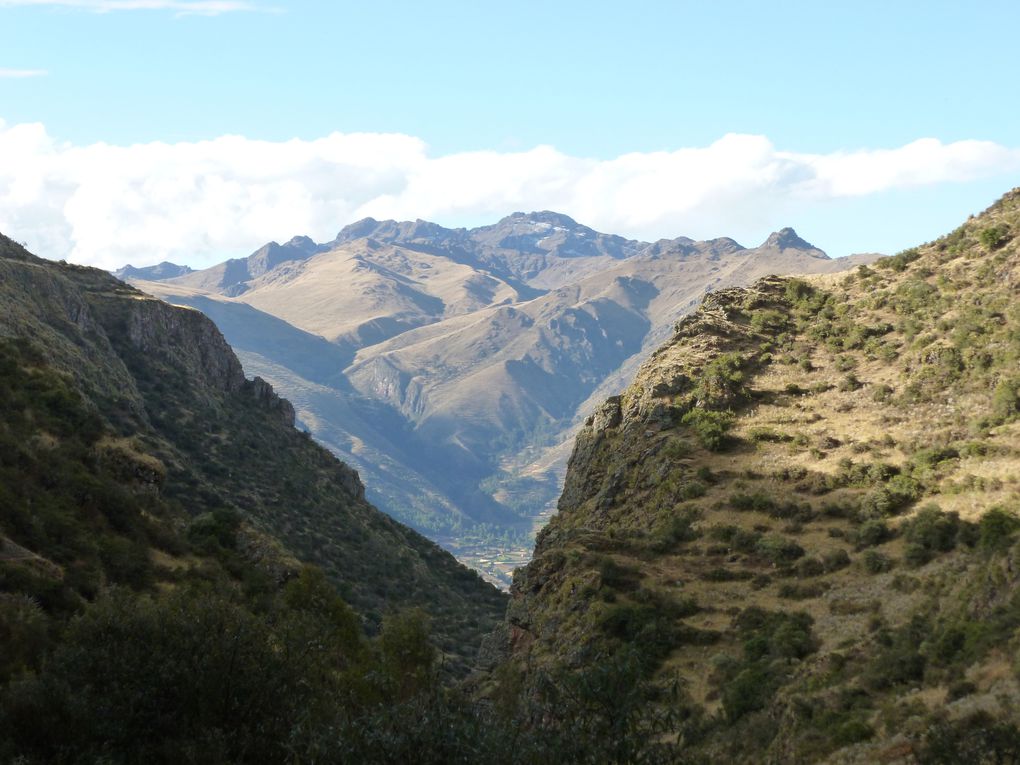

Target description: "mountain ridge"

left=120, top=213, right=874, bottom=584
left=489, top=189, right=1020, bottom=761
left=0, top=233, right=506, bottom=672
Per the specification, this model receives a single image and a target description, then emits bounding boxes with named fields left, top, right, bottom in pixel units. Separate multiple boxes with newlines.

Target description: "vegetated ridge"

left=0, top=234, right=506, bottom=679
left=486, top=189, right=1020, bottom=762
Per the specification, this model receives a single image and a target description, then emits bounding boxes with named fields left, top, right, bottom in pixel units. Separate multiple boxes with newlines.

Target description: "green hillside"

left=490, top=189, right=1020, bottom=762
left=0, top=233, right=513, bottom=760
left=5, top=185, right=1020, bottom=762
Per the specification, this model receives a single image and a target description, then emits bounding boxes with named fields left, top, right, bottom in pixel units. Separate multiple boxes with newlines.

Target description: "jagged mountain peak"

left=760, top=226, right=821, bottom=252
left=496, top=210, right=582, bottom=230
left=331, top=217, right=462, bottom=247
left=334, top=216, right=384, bottom=241
left=113, top=260, right=194, bottom=281
left=284, top=234, right=316, bottom=249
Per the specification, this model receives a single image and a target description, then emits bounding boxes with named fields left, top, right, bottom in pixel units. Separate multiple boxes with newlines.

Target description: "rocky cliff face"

left=495, top=190, right=1020, bottom=761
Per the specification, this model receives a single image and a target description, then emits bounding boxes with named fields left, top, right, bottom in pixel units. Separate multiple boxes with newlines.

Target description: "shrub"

left=871, top=383, right=893, bottom=403
left=912, top=445, right=960, bottom=471
left=863, top=636, right=926, bottom=690
left=919, top=711, right=1020, bottom=763
left=651, top=507, right=701, bottom=550
left=862, top=550, right=893, bottom=573
left=718, top=608, right=816, bottom=721
left=749, top=309, right=789, bottom=333
left=878, top=247, right=921, bottom=272
left=721, top=665, right=774, bottom=722
left=832, top=719, right=874, bottom=746
left=695, top=353, right=751, bottom=409
left=755, top=535, right=805, bottom=565
left=730, top=491, right=775, bottom=513
left=856, top=520, right=892, bottom=548
left=784, top=279, right=823, bottom=311
left=991, top=377, right=1020, bottom=422
left=186, top=508, right=242, bottom=551
left=679, top=480, right=708, bottom=500
left=681, top=409, right=734, bottom=451
left=696, top=466, right=717, bottom=483
left=662, top=438, right=692, bottom=459
left=0, top=594, right=49, bottom=682
left=902, top=505, right=972, bottom=567
left=795, top=558, right=824, bottom=578
left=978, top=507, right=1020, bottom=551
left=838, top=374, right=863, bottom=392
left=378, top=608, right=438, bottom=700
left=822, top=549, right=851, bottom=572
left=978, top=226, right=1009, bottom=250
left=597, top=557, right=642, bottom=591
left=780, top=582, right=829, bottom=600
left=0, top=590, right=320, bottom=763
left=859, top=475, right=922, bottom=518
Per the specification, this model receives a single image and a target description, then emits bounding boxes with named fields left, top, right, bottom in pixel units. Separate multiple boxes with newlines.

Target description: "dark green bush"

left=856, top=520, right=892, bottom=548
left=902, top=505, right=972, bottom=567
left=596, top=557, right=642, bottom=592
left=978, top=226, right=1009, bottom=250
left=755, top=535, right=805, bottom=565
left=695, top=353, right=751, bottom=409
left=859, top=474, right=922, bottom=518
left=978, top=507, right=1020, bottom=551
left=878, top=247, right=921, bottom=272
left=822, top=549, right=851, bottom=572
left=991, top=377, right=1020, bottom=422
left=862, top=550, right=893, bottom=573
left=919, top=711, right=1020, bottom=764
left=681, top=409, right=735, bottom=451
left=718, top=608, right=816, bottom=721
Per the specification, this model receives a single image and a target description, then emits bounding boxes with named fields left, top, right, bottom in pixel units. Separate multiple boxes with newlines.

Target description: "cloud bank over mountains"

left=1, top=118, right=1017, bottom=269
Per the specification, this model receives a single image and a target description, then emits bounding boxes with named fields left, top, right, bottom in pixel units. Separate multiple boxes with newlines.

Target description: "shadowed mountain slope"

left=0, top=234, right=506, bottom=674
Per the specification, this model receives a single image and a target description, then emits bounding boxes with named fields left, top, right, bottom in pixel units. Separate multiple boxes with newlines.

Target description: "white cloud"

left=1, top=118, right=1018, bottom=270
left=0, top=68, right=47, bottom=77
left=0, top=0, right=262, bottom=14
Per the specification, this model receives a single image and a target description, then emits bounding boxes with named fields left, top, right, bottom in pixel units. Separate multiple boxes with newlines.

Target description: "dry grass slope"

left=499, top=189, right=1020, bottom=763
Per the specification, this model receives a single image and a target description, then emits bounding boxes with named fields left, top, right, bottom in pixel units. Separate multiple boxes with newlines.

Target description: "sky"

left=1, top=0, right=1019, bottom=269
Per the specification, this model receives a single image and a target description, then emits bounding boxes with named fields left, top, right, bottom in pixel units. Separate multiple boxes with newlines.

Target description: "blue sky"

left=2, top=0, right=1019, bottom=268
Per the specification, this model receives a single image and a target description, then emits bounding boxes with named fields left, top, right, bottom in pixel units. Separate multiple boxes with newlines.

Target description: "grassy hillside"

left=0, top=235, right=506, bottom=678
left=494, top=189, right=1020, bottom=762
left=6, top=189, right=1020, bottom=761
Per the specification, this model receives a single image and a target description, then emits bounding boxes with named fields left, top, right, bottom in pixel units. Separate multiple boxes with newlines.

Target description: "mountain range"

left=5, top=189, right=1020, bottom=762
left=121, top=213, right=874, bottom=583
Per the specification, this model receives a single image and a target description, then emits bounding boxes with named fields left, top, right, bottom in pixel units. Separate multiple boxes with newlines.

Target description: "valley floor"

left=437, top=503, right=557, bottom=588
